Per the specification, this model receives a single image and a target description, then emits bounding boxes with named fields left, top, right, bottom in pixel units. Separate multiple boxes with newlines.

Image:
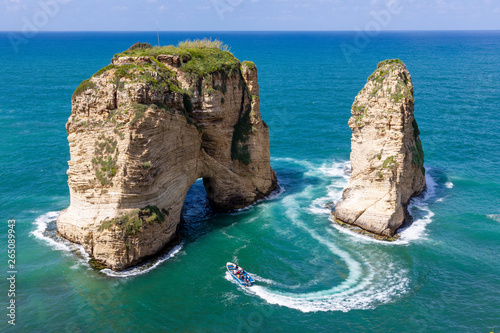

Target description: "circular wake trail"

left=241, top=159, right=440, bottom=312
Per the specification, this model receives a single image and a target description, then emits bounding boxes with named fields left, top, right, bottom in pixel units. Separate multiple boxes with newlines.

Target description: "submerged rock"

left=57, top=42, right=277, bottom=270
left=334, top=59, right=426, bottom=237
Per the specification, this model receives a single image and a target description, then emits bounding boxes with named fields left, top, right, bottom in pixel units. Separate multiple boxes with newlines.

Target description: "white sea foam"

left=238, top=229, right=409, bottom=312
left=234, top=174, right=409, bottom=313
left=238, top=159, right=446, bottom=312
left=396, top=171, right=439, bottom=244
left=246, top=263, right=408, bottom=313
left=308, top=162, right=441, bottom=245
left=32, top=211, right=67, bottom=251
left=487, top=214, right=500, bottom=223
left=31, top=211, right=183, bottom=277
left=221, top=291, right=240, bottom=305
left=230, top=183, right=285, bottom=214
left=272, top=157, right=316, bottom=170
left=397, top=206, right=435, bottom=244
left=100, top=244, right=183, bottom=278
left=445, top=181, right=454, bottom=189
left=308, top=161, right=350, bottom=216
left=339, top=171, right=440, bottom=245
left=31, top=212, right=90, bottom=261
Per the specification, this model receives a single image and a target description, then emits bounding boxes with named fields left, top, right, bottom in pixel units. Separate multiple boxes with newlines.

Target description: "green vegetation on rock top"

left=377, top=59, right=406, bottom=69
left=368, top=59, right=406, bottom=83
left=72, top=39, right=249, bottom=140
left=242, top=61, right=256, bottom=70
left=93, top=60, right=180, bottom=93
left=114, top=39, right=240, bottom=78
left=127, top=42, right=153, bottom=51
left=366, top=58, right=413, bottom=103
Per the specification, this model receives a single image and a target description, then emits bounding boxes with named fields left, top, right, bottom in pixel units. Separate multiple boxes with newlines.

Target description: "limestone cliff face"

left=334, top=59, right=426, bottom=237
left=57, top=43, right=277, bottom=270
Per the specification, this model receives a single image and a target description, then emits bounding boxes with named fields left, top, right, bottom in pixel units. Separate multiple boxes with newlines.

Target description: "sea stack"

left=57, top=42, right=277, bottom=270
left=334, top=59, right=426, bottom=237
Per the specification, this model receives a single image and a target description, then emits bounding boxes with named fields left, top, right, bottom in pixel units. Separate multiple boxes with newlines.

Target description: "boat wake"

left=241, top=158, right=444, bottom=312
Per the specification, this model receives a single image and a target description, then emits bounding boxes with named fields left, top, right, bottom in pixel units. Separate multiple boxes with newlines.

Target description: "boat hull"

left=226, top=262, right=254, bottom=287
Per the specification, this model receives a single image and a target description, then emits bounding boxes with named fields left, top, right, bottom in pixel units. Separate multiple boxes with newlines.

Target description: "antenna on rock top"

left=156, top=20, right=160, bottom=46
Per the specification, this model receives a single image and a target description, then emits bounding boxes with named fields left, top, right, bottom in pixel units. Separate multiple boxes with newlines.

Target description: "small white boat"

left=226, top=262, right=254, bottom=287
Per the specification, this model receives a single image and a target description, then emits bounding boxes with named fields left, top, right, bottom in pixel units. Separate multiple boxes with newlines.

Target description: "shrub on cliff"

left=177, top=38, right=230, bottom=51
left=127, top=42, right=153, bottom=51
left=72, top=79, right=96, bottom=100
left=114, top=40, right=240, bottom=78
left=98, top=206, right=168, bottom=236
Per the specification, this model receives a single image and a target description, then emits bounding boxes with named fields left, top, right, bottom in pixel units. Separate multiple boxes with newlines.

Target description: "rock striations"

left=57, top=42, right=277, bottom=270
left=334, top=59, right=426, bottom=238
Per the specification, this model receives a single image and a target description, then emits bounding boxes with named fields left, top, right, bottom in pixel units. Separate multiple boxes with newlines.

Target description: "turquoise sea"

left=1, top=31, right=499, bottom=332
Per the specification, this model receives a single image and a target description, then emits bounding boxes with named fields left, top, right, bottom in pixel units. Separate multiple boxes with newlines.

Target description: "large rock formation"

left=57, top=42, right=277, bottom=270
left=334, top=59, right=426, bottom=237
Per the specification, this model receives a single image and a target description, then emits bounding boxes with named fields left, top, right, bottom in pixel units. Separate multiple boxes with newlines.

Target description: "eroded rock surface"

left=57, top=43, right=277, bottom=270
left=334, top=59, right=426, bottom=237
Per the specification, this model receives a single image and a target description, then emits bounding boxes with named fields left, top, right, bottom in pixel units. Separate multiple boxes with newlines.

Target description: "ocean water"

left=1, top=31, right=499, bottom=332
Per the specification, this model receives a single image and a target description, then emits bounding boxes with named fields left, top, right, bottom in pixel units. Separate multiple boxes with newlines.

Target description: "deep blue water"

left=1, top=31, right=499, bottom=332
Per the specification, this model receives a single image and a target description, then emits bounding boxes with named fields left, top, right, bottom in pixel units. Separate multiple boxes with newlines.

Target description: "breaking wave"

left=31, top=211, right=183, bottom=277
left=31, top=212, right=90, bottom=260
left=101, top=244, right=184, bottom=278
left=487, top=214, right=500, bottom=223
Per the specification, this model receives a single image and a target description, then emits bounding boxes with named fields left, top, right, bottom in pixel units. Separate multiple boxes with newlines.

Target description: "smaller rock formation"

left=334, top=59, right=426, bottom=237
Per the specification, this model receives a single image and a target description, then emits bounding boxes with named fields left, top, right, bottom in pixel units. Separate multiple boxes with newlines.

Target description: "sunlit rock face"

left=334, top=59, right=426, bottom=237
left=57, top=43, right=277, bottom=270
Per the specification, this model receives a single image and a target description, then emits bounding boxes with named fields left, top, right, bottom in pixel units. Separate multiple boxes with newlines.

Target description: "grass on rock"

left=114, top=39, right=240, bottom=78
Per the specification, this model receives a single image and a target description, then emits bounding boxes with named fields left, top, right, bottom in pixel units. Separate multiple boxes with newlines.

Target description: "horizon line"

left=1, top=29, right=500, bottom=33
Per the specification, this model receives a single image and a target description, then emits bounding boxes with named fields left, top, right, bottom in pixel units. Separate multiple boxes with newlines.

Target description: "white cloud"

left=2, top=0, right=25, bottom=12
left=112, top=6, right=128, bottom=11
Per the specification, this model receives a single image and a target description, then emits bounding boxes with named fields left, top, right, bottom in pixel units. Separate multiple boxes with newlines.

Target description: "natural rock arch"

left=57, top=43, right=277, bottom=270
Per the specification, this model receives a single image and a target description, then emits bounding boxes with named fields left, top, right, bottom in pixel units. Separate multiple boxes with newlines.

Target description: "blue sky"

left=1, top=0, right=499, bottom=31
